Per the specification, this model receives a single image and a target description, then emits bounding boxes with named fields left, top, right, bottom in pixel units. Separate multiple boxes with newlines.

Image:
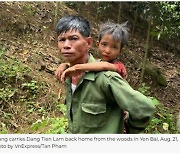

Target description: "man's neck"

left=70, top=53, right=89, bottom=66
left=71, top=73, right=84, bottom=85
left=71, top=53, right=89, bottom=85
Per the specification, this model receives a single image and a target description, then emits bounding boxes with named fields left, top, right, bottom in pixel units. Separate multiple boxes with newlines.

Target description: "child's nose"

left=104, top=47, right=111, bottom=54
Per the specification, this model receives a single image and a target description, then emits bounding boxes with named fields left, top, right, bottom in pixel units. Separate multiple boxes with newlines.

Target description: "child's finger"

left=57, top=72, right=61, bottom=80
left=61, top=73, right=65, bottom=83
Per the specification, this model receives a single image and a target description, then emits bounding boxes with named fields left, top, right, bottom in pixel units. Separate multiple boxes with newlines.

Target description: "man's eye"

left=59, top=38, right=65, bottom=42
left=71, top=37, right=78, bottom=40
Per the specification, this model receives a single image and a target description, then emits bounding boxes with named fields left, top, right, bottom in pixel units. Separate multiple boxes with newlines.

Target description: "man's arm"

left=61, top=62, right=117, bottom=82
left=104, top=73, right=155, bottom=133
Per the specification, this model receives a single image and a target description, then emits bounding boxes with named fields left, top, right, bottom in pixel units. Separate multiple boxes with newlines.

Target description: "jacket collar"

left=83, top=54, right=96, bottom=81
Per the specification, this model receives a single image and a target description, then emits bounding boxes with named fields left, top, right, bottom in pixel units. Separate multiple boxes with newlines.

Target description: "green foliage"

left=23, top=4, right=36, bottom=16
left=149, top=96, right=160, bottom=106
left=144, top=63, right=167, bottom=87
left=0, top=48, right=30, bottom=106
left=47, top=117, right=68, bottom=134
left=56, top=103, right=67, bottom=115
left=31, top=117, right=68, bottom=134
left=97, top=3, right=111, bottom=14
left=0, top=47, right=67, bottom=134
left=0, top=123, right=8, bottom=134
left=22, top=80, right=38, bottom=95
left=155, top=2, right=180, bottom=40
left=145, top=103, right=178, bottom=134
left=130, top=2, right=179, bottom=40
left=138, top=83, right=178, bottom=133
left=0, top=49, right=29, bottom=84
left=131, top=2, right=147, bottom=14
left=31, top=104, right=68, bottom=134
left=156, top=73, right=168, bottom=87
left=138, top=83, right=151, bottom=96
left=65, top=2, right=78, bottom=10
left=149, top=2, right=179, bottom=40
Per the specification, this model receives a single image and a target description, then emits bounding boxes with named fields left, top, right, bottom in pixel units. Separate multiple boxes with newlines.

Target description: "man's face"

left=58, top=29, right=92, bottom=65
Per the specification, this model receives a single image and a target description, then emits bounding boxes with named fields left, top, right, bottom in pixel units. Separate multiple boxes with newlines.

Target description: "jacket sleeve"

left=105, top=72, right=155, bottom=133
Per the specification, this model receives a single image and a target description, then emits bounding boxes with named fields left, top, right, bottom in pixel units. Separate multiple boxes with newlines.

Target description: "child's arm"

left=55, top=63, right=70, bottom=80
left=61, top=62, right=117, bottom=82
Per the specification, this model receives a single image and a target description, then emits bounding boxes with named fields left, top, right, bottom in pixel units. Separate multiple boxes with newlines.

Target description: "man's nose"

left=63, top=40, right=71, bottom=49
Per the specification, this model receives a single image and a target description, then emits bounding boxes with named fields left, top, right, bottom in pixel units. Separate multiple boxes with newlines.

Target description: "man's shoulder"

left=92, top=71, right=126, bottom=88
left=95, top=70, right=123, bottom=79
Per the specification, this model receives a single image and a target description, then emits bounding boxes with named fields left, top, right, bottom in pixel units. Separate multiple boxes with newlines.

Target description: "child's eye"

left=101, top=42, right=107, bottom=46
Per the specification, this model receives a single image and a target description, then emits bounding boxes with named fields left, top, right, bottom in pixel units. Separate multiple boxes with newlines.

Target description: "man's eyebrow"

left=70, top=33, right=79, bottom=36
left=58, top=36, right=64, bottom=39
left=71, top=35, right=79, bottom=38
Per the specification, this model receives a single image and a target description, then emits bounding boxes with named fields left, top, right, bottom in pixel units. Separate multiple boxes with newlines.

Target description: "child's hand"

left=120, top=67, right=127, bottom=79
left=113, top=62, right=127, bottom=79
left=124, top=111, right=129, bottom=121
left=55, top=63, right=69, bottom=81
left=61, top=66, right=83, bottom=82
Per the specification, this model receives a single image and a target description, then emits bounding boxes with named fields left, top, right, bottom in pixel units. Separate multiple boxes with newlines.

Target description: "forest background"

left=0, top=1, right=179, bottom=134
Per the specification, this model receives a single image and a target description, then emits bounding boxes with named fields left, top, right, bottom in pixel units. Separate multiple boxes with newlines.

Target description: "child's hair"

left=56, top=15, right=91, bottom=37
left=98, top=21, right=129, bottom=49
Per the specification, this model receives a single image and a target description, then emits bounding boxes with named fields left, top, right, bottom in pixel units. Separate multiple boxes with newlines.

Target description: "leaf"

left=21, top=50, right=28, bottom=55
left=149, top=97, right=160, bottom=106
left=163, top=122, right=169, bottom=131
left=157, top=33, right=161, bottom=40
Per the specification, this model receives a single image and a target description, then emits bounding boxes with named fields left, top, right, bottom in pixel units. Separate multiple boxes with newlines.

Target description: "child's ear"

left=120, top=48, right=123, bottom=53
left=96, top=41, right=99, bottom=47
left=119, top=43, right=123, bottom=53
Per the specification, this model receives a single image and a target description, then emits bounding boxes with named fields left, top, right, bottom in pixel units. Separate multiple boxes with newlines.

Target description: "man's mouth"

left=62, top=52, right=73, bottom=57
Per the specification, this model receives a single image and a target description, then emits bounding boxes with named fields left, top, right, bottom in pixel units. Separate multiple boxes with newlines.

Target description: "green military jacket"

left=65, top=54, right=155, bottom=134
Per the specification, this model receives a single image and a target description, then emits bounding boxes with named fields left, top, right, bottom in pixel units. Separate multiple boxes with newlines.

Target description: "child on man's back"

left=55, top=21, right=129, bottom=133
left=55, top=21, right=129, bottom=82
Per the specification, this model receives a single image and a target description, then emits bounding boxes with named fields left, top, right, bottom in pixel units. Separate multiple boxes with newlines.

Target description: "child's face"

left=97, top=34, right=121, bottom=62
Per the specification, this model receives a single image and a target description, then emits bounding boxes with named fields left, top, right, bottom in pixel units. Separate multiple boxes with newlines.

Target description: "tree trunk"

left=132, top=8, right=138, bottom=38
left=140, top=11, right=152, bottom=83
left=117, top=2, right=122, bottom=23
left=96, top=2, right=100, bottom=22
left=54, top=2, right=60, bottom=29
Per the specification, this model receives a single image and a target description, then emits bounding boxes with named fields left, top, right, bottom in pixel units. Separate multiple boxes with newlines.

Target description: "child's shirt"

left=97, top=59, right=127, bottom=78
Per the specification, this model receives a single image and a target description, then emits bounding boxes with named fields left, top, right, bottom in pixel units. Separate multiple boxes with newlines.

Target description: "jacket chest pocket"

left=81, top=103, right=107, bottom=128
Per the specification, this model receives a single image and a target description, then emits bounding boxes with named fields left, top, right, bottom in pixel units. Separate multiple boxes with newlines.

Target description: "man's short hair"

left=56, top=15, right=91, bottom=37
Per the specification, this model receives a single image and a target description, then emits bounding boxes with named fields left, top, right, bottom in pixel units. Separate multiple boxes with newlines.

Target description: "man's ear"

left=86, top=37, right=93, bottom=48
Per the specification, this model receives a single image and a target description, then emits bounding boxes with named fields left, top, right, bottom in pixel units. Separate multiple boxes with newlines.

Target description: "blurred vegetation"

left=0, top=1, right=179, bottom=134
left=0, top=48, right=67, bottom=134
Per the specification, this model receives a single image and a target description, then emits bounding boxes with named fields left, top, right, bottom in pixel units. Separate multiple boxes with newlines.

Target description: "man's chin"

left=63, top=57, right=74, bottom=63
